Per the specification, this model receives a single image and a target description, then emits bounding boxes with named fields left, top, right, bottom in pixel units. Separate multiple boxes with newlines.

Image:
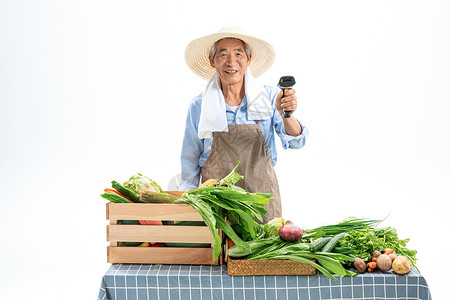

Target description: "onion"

left=278, top=220, right=303, bottom=242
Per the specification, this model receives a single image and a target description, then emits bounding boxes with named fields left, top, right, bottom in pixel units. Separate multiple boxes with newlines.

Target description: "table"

left=97, top=264, right=432, bottom=300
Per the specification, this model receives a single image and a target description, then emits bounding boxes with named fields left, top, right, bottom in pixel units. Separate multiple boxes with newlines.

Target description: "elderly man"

left=180, top=27, right=308, bottom=223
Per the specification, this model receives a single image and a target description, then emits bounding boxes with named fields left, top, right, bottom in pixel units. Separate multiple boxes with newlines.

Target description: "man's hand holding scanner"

left=275, top=88, right=302, bottom=136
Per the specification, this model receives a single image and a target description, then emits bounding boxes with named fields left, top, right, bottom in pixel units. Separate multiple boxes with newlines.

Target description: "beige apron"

left=201, top=123, right=282, bottom=223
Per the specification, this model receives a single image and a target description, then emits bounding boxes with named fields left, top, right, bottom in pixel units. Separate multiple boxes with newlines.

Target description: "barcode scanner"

left=278, top=76, right=296, bottom=118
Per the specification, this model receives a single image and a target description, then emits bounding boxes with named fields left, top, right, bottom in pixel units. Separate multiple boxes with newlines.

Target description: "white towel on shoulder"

left=198, top=69, right=273, bottom=139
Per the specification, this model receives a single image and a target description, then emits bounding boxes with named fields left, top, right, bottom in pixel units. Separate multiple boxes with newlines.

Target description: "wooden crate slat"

left=107, top=225, right=215, bottom=244
left=107, top=203, right=203, bottom=221
left=107, top=246, right=219, bottom=265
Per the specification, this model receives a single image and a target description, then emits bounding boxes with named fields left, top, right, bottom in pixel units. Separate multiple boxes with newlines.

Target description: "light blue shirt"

left=179, top=85, right=308, bottom=190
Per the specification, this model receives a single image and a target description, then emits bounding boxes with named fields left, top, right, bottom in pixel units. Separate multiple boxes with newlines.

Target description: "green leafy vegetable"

left=227, top=216, right=418, bottom=279
left=266, top=217, right=286, bottom=237
left=228, top=237, right=356, bottom=281
left=216, top=160, right=244, bottom=187
left=123, top=173, right=163, bottom=194
left=338, top=226, right=418, bottom=269
left=175, top=162, right=273, bottom=261
left=303, top=217, right=380, bottom=238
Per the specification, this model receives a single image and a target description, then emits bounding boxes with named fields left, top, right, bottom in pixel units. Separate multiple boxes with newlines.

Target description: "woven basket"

left=227, top=258, right=316, bottom=276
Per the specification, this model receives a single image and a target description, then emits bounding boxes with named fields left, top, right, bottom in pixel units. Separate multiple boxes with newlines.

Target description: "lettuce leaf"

left=123, top=173, right=163, bottom=194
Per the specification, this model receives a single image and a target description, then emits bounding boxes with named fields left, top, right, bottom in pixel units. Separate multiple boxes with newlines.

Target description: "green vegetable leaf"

left=271, top=255, right=338, bottom=281
left=183, top=194, right=222, bottom=261
left=216, top=161, right=244, bottom=186
left=213, top=211, right=250, bottom=254
left=123, top=173, right=163, bottom=194
left=316, top=257, right=347, bottom=278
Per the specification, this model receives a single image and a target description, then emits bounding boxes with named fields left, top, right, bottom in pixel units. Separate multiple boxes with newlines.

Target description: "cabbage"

left=123, top=173, right=163, bottom=194
left=266, top=217, right=286, bottom=237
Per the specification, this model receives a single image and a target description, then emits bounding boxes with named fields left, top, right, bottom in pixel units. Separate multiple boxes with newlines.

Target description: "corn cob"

left=200, top=179, right=218, bottom=187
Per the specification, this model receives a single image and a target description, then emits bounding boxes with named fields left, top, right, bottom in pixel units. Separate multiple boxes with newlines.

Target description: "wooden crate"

left=106, top=191, right=223, bottom=265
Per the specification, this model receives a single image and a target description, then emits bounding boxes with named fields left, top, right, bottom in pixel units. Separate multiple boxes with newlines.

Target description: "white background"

left=1, top=0, right=449, bottom=299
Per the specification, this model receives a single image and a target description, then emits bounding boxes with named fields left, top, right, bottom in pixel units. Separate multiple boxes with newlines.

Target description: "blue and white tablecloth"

left=97, top=264, right=432, bottom=300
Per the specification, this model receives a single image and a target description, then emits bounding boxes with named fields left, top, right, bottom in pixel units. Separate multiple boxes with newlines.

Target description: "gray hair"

left=209, top=37, right=252, bottom=59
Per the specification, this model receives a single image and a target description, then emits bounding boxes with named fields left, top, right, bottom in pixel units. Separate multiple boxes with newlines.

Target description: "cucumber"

left=101, top=193, right=131, bottom=203
left=172, top=221, right=206, bottom=226
left=309, top=237, right=332, bottom=252
left=322, top=233, right=346, bottom=252
left=111, top=181, right=142, bottom=203
left=162, top=221, right=206, bottom=226
left=333, top=246, right=353, bottom=255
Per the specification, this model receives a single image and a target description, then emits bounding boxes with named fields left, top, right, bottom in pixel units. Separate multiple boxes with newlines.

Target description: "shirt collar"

left=225, top=96, right=248, bottom=112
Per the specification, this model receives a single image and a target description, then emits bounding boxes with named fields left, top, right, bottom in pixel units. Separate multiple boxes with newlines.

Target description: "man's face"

left=209, top=39, right=251, bottom=87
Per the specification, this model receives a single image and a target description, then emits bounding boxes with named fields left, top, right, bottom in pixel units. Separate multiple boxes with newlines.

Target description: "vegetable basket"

left=106, top=191, right=223, bottom=265
left=227, top=258, right=316, bottom=276
left=225, top=239, right=316, bottom=276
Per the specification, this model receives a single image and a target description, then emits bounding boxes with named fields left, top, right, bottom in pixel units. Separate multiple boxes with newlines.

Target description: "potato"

left=354, top=257, right=366, bottom=273
left=388, top=252, right=398, bottom=262
left=376, top=254, right=392, bottom=271
left=372, top=250, right=381, bottom=260
left=392, top=256, right=412, bottom=275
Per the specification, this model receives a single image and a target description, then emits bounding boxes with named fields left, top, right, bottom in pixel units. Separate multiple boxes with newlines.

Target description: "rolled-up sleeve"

left=179, top=97, right=203, bottom=191
left=275, top=112, right=308, bottom=149
left=277, top=121, right=309, bottom=149
left=268, top=85, right=308, bottom=150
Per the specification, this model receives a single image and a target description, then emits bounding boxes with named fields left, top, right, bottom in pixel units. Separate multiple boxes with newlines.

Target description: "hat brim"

left=185, top=31, right=275, bottom=80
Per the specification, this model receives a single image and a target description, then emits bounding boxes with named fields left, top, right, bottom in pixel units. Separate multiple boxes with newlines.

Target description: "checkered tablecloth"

left=97, top=264, right=432, bottom=300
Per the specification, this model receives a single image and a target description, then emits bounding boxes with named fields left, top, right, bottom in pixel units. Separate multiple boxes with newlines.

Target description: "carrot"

left=368, top=268, right=374, bottom=272
left=384, top=248, right=394, bottom=255
left=104, top=188, right=132, bottom=201
left=372, top=257, right=377, bottom=262
left=367, top=262, right=377, bottom=269
left=139, top=220, right=163, bottom=225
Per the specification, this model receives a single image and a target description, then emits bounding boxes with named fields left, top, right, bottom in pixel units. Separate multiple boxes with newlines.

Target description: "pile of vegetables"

left=101, top=173, right=177, bottom=246
left=354, top=248, right=413, bottom=275
left=101, top=164, right=418, bottom=279
left=227, top=218, right=371, bottom=280
left=228, top=216, right=418, bottom=280
left=101, top=173, right=179, bottom=204
left=337, top=226, right=417, bottom=267
left=100, top=163, right=272, bottom=256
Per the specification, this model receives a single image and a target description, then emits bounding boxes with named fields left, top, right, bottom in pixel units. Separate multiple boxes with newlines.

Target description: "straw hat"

left=185, top=27, right=275, bottom=80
